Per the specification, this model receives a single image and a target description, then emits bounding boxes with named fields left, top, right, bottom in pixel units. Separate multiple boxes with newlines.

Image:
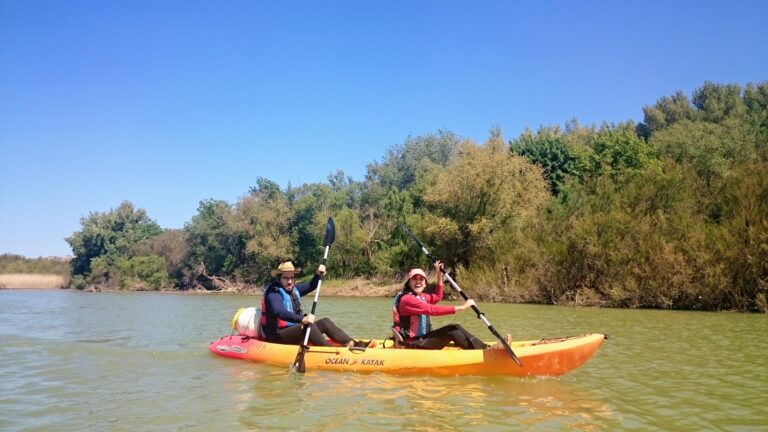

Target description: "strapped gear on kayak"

left=231, top=307, right=264, bottom=339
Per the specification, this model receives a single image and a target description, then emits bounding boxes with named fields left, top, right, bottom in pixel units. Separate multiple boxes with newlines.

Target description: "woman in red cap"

left=392, top=260, right=489, bottom=350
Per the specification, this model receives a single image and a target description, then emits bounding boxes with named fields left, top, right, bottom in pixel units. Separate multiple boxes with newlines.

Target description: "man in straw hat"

left=260, top=260, right=372, bottom=348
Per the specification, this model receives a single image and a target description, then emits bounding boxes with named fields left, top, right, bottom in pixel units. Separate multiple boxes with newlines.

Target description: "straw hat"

left=271, top=261, right=301, bottom=277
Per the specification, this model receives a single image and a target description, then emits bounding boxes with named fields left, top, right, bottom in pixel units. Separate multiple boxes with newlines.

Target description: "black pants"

left=270, top=318, right=353, bottom=347
left=407, top=324, right=488, bottom=350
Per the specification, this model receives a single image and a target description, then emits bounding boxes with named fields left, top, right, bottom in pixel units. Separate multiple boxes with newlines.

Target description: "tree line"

left=64, top=81, right=768, bottom=312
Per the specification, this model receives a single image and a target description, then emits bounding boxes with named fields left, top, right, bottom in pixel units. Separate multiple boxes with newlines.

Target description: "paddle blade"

left=489, top=326, right=522, bottom=366
left=293, top=346, right=307, bottom=373
left=324, top=217, right=336, bottom=246
left=502, top=341, right=523, bottom=367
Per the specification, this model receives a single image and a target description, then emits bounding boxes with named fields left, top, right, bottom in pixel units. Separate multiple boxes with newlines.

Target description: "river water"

left=0, top=290, right=765, bottom=431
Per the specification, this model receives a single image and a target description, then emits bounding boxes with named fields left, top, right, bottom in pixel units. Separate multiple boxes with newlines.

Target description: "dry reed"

left=0, top=273, right=67, bottom=289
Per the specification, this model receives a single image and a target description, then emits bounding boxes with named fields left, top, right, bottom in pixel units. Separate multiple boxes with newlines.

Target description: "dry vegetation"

left=0, top=273, right=67, bottom=289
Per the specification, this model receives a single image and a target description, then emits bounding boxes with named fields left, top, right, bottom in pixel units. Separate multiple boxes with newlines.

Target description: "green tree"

left=360, top=131, right=464, bottom=275
left=588, top=122, right=655, bottom=181
left=184, top=199, right=243, bottom=278
left=742, top=82, right=768, bottom=160
left=366, top=129, right=462, bottom=191
left=116, top=255, right=170, bottom=290
left=330, top=207, right=369, bottom=276
left=651, top=120, right=750, bottom=189
left=424, top=135, right=550, bottom=270
left=715, top=163, right=768, bottom=311
left=539, top=162, right=709, bottom=308
left=233, top=183, right=295, bottom=283
left=637, top=90, right=696, bottom=138
left=692, top=81, right=746, bottom=125
left=66, top=201, right=163, bottom=281
left=510, top=126, right=582, bottom=195
left=132, top=229, right=188, bottom=286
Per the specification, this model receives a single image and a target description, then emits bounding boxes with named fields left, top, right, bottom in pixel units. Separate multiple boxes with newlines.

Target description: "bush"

left=117, top=255, right=170, bottom=290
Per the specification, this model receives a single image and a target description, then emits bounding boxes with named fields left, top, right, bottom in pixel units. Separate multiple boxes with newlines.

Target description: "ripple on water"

left=1, top=291, right=766, bottom=431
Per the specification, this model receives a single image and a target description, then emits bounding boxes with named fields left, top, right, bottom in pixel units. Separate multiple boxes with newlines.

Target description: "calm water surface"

left=0, top=290, right=765, bottom=431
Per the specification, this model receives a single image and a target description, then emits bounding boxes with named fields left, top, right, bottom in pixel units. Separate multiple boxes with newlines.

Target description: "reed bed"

left=0, top=273, right=67, bottom=289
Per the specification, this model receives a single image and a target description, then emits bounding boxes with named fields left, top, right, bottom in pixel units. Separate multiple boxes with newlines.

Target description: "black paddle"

left=293, top=217, right=336, bottom=373
left=400, top=224, right=523, bottom=366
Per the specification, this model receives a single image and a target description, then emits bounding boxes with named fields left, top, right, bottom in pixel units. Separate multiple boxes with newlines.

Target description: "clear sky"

left=1, top=1, right=766, bottom=258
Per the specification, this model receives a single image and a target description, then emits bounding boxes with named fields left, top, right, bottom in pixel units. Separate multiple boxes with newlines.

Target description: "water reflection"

left=217, top=362, right=619, bottom=431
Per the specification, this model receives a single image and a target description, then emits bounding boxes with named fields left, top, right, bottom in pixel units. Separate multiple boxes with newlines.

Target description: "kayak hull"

left=209, top=333, right=606, bottom=376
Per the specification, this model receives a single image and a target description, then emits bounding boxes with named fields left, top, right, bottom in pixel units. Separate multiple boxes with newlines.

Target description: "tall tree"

left=637, top=90, right=696, bottom=138
left=184, top=199, right=243, bottom=278
left=510, top=126, right=582, bottom=195
left=589, top=122, right=655, bottom=181
left=366, top=129, right=462, bottom=191
left=234, top=182, right=295, bottom=283
left=66, top=201, right=162, bottom=279
left=424, top=135, right=550, bottom=269
left=692, top=82, right=746, bottom=124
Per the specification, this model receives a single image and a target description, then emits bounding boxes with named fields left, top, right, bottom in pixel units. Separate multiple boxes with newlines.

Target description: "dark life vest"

left=261, top=283, right=302, bottom=330
left=392, top=290, right=432, bottom=339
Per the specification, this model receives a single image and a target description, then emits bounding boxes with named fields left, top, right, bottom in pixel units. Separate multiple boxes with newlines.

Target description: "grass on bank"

left=0, top=273, right=68, bottom=289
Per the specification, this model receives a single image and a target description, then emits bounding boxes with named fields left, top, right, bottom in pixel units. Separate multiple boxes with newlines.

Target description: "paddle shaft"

left=400, top=224, right=522, bottom=366
left=293, top=217, right=335, bottom=373
left=300, top=244, right=330, bottom=347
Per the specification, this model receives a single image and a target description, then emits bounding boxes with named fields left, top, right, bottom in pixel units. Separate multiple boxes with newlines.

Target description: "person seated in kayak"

left=261, top=261, right=372, bottom=349
left=393, top=260, right=489, bottom=350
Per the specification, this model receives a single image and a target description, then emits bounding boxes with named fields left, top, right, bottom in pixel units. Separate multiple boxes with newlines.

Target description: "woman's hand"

left=433, top=260, right=443, bottom=275
left=301, top=313, right=316, bottom=325
left=315, top=264, right=326, bottom=276
left=456, top=299, right=476, bottom=312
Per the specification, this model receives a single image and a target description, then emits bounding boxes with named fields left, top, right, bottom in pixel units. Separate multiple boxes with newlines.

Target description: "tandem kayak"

left=209, top=333, right=607, bottom=376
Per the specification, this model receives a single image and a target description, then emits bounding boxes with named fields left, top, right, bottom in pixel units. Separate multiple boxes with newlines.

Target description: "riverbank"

left=315, top=278, right=402, bottom=297
left=180, top=278, right=403, bottom=298
left=64, top=276, right=403, bottom=297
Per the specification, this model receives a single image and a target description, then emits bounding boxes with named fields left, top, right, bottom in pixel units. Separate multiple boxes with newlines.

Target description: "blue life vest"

left=261, top=283, right=302, bottom=328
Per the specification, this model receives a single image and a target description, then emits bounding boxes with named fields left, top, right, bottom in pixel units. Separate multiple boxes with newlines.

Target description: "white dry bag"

left=231, top=307, right=262, bottom=338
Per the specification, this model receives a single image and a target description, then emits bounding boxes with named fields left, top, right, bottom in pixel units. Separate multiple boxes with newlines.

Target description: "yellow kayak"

left=209, top=333, right=606, bottom=376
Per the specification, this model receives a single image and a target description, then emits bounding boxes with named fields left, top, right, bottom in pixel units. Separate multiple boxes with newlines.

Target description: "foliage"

left=713, top=162, right=768, bottom=311
left=424, top=135, right=550, bottom=273
left=115, top=255, right=169, bottom=290
left=510, top=126, right=583, bottom=195
left=0, top=254, right=70, bottom=276
left=637, top=90, right=696, bottom=138
left=588, top=122, right=656, bottom=181
left=60, top=81, right=768, bottom=311
left=66, top=201, right=163, bottom=283
left=183, top=199, right=243, bottom=279
left=132, top=229, right=188, bottom=287
left=366, top=129, right=462, bottom=191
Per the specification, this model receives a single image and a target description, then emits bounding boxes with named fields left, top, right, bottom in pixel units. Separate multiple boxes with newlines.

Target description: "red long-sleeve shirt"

left=396, top=283, right=456, bottom=337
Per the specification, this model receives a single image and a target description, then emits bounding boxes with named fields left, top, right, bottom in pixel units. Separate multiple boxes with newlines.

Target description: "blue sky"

left=1, top=1, right=766, bottom=258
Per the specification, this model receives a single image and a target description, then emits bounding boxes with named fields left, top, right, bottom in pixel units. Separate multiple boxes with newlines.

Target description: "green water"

left=0, top=290, right=765, bottom=431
